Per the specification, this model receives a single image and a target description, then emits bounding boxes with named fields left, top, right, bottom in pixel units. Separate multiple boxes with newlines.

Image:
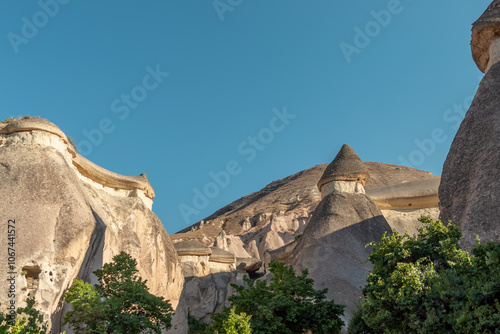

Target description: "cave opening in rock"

left=22, top=265, right=42, bottom=290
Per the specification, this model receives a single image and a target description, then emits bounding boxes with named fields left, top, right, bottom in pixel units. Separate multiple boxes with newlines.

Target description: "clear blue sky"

left=0, top=0, right=490, bottom=234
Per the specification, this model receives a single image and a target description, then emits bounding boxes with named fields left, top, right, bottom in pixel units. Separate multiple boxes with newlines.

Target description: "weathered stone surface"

left=174, top=162, right=440, bottom=261
left=263, top=238, right=300, bottom=268
left=0, top=145, right=96, bottom=332
left=471, top=0, right=500, bottom=73
left=209, top=247, right=235, bottom=264
left=0, top=119, right=184, bottom=333
left=179, top=272, right=241, bottom=323
left=317, top=144, right=370, bottom=191
left=174, top=241, right=212, bottom=256
left=366, top=177, right=440, bottom=210
left=236, top=257, right=262, bottom=272
left=286, top=192, right=391, bottom=326
left=440, top=61, right=500, bottom=250
left=320, top=180, right=365, bottom=198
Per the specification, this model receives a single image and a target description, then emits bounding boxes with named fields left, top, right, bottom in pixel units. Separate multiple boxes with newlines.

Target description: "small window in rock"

left=22, top=266, right=41, bottom=290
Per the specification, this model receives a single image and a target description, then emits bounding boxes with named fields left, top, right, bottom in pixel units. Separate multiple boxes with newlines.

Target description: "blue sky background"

left=0, top=0, right=490, bottom=234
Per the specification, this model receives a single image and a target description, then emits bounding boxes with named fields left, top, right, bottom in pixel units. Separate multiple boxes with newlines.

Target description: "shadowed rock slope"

left=440, top=1, right=500, bottom=250
left=440, top=60, right=500, bottom=250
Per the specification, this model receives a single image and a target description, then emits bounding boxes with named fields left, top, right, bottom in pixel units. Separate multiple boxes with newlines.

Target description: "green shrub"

left=64, top=252, right=174, bottom=334
left=0, top=296, right=48, bottom=334
left=210, top=261, right=344, bottom=334
left=357, top=217, right=500, bottom=333
left=208, top=307, right=252, bottom=334
left=188, top=313, right=209, bottom=334
left=346, top=306, right=371, bottom=334
left=1, top=117, right=16, bottom=123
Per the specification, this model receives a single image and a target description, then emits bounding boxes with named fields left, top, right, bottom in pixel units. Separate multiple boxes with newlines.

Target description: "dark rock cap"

left=174, top=240, right=212, bottom=256
left=317, top=144, right=369, bottom=191
left=209, top=247, right=235, bottom=264
left=472, top=0, right=500, bottom=72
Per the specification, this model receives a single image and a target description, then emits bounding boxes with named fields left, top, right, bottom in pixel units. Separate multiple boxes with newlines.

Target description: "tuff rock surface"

left=440, top=62, right=500, bottom=250
left=0, top=118, right=185, bottom=333
left=173, top=162, right=440, bottom=258
left=286, top=192, right=390, bottom=325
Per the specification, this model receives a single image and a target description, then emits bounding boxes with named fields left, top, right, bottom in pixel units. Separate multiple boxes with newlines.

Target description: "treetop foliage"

left=352, top=217, right=500, bottom=334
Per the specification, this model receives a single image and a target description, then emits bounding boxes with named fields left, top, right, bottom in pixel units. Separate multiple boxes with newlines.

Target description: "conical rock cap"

left=317, top=144, right=369, bottom=191
left=472, top=0, right=500, bottom=72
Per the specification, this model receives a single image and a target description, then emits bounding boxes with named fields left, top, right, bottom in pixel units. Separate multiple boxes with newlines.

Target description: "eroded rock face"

left=286, top=192, right=391, bottom=326
left=0, top=144, right=96, bottom=331
left=180, top=271, right=243, bottom=323
left=440, top=62, right=500, bottom=250
left=173, top=162, right=440, bottom=260
left=0, top=119, right=184, bottom=333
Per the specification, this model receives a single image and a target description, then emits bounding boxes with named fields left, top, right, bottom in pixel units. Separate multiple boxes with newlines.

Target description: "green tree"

left=0, top=296, right=48, bottom=334
left=64, top=252, right=174, bottom=334
left=188, top=313, right=209, bottom=334
left=210, top=261, right=344, bottom=334
left=356, top=217, right=500, bottom=334
left=208, top=307, right=252, bottom=334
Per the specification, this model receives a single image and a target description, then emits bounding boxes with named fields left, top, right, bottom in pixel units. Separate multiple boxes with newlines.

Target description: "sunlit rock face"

left=0, top=118, right=184, bottom=333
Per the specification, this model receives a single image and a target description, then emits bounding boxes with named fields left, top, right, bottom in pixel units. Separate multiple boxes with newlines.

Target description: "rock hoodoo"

left=440, top=0, right=500, bottom=250
left=286, top=144, right=392, bottom=325
left=0, top=117, right=184, bottom=333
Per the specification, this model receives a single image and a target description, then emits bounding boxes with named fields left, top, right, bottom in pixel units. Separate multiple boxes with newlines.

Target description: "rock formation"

left=0, top=118, right=184, bottom=333
left=285, top=145, right=392, bottom=325
left=172, top=240, right=242, bottom=325
left=173, top=159, right=440, bottom=262
left=440, top=1, right=500, bottom=250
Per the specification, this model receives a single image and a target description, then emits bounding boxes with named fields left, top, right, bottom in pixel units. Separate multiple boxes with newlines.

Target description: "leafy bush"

left=0, top=296, right=48, bottom=334
left=188, top=313, right=209, bottom=334
left=356, top=217, right=500, bottom=334
left=64, top=252, right=174, bottom=334
left=208, top=307, right=252, bottom=334
left=1, top=117, right=16, bottom=123
left=210, top=260, right=344, bottom=334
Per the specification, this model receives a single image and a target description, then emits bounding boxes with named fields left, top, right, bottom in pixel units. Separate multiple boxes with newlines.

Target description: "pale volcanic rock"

left=209, top=247, right=236, bottom=274
left=0, top=118, right=184, bottom=333
left=174, top=241, right=212, bottom=277
left=173, top=161, right=440, bottom=260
